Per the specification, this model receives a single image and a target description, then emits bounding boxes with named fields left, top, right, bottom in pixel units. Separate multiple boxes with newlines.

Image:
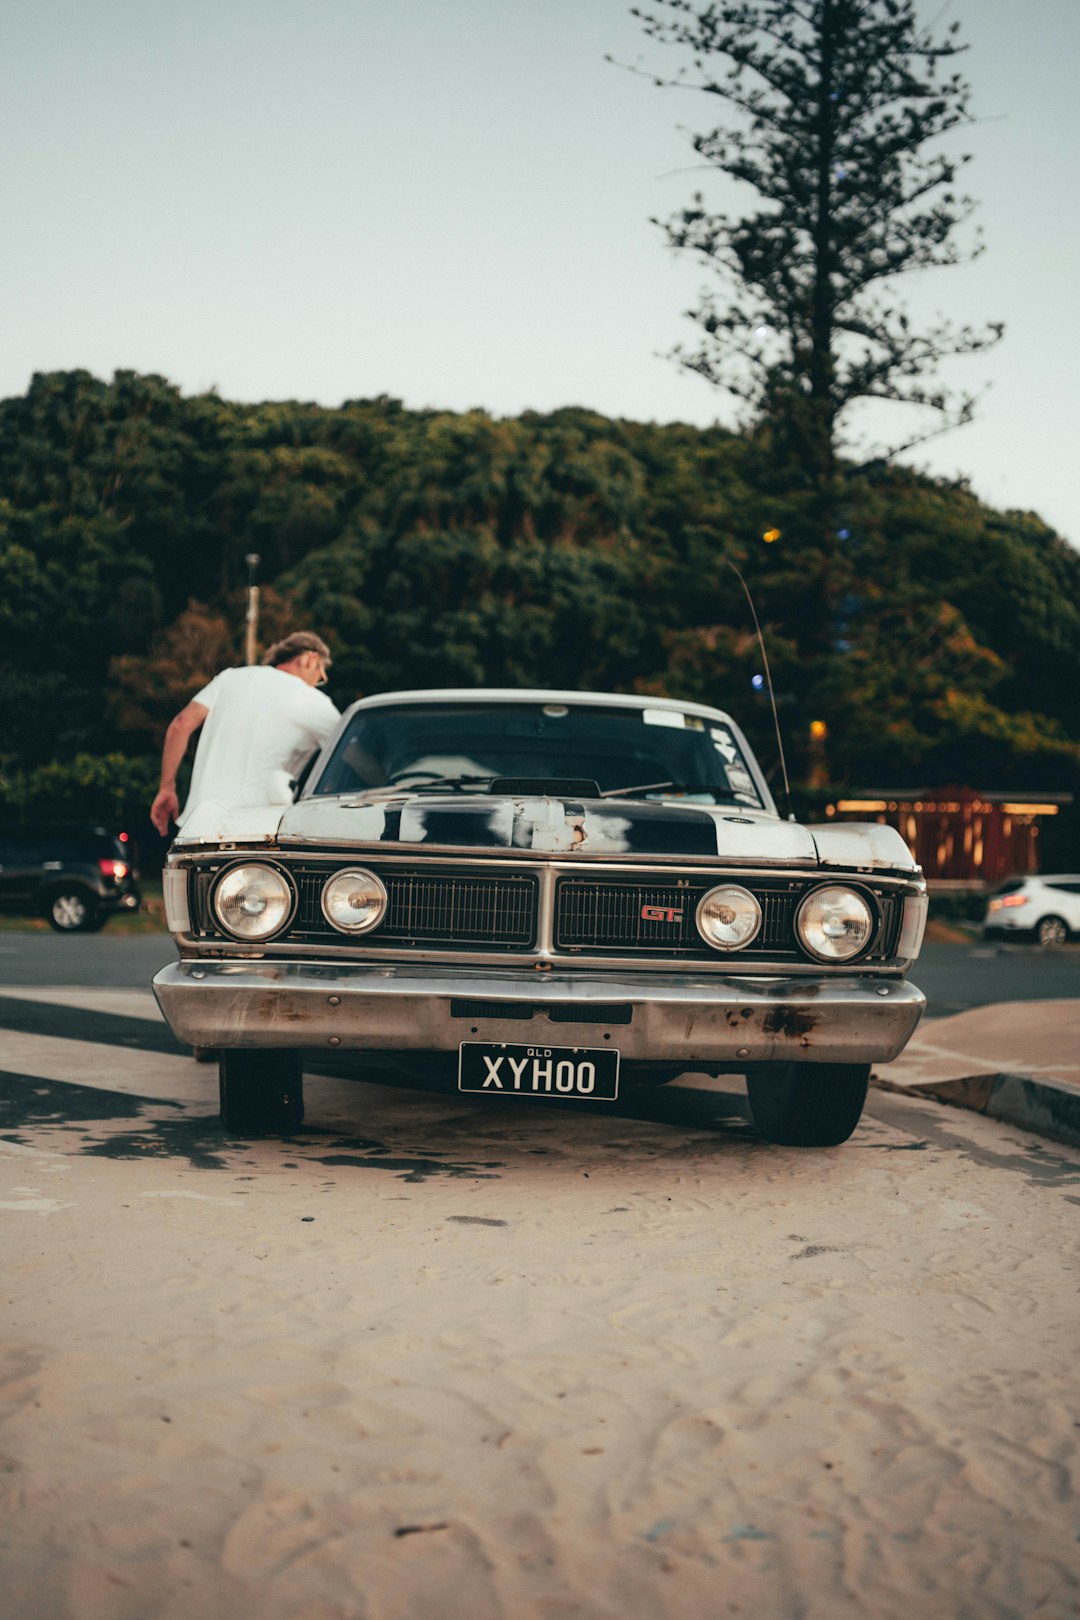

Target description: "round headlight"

left=321, top=868, right=388, bottom=934
left=213, top=863, right=293, bottom=940
left=797, top=884, right=875, bottom=961
left=696, top=884, right=762, bottom=951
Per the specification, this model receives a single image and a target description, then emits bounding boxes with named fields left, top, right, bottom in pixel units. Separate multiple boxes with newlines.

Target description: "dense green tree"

left=0, top=370, right=1076, bottom=838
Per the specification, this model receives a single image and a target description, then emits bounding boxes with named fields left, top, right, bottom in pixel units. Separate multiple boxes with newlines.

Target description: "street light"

left=244, top=553, right=260, bottom=665
left=808, top=718, right=828, bottom=790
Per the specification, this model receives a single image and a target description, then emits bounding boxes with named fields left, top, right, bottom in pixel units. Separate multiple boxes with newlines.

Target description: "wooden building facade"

left=826, top=789, right=1072, bottom=885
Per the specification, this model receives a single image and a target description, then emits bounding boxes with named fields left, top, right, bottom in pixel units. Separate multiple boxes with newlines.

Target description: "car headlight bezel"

left=211, top=861, right=296, bottom=942
left=695, top=883, right=763, bottom=952
left=796, top=883, right=878, bottom=963
left=320, top=867, right=388, bottom=935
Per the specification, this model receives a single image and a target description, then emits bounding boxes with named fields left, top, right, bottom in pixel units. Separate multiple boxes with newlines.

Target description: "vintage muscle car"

left=153, top=688, right=928, bottom=1146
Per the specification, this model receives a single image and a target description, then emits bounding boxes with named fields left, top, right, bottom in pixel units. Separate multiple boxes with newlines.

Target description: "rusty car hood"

left=273, top=792, right=816, bottom=863
left=807, top=819, right=919, bottom=872
left=175, top=794, right=919, bottom=874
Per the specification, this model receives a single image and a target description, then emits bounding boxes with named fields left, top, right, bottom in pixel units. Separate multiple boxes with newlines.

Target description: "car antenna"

left=721, top=555, right=794, bottom=819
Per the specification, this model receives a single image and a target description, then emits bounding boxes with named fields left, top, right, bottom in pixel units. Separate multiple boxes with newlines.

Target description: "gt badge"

left=640, top=904, right=683, bottom=923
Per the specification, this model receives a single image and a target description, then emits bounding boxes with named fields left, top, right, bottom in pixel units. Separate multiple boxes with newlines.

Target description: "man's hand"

left=151, top=788, right=180, bottom=837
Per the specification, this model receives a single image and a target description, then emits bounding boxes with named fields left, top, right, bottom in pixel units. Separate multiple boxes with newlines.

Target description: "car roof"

left=343, top=687, right=741, bottom=727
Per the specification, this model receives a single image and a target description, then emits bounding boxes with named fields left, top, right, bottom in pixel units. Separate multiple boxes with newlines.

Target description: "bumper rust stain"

left=762, top=1006, right=818, bottom=1039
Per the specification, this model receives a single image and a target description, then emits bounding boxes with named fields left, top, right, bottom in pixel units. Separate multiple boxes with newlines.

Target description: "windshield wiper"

left=382, top=773, right=495, bottom=792
left=600, top=780, right=740, bottom=801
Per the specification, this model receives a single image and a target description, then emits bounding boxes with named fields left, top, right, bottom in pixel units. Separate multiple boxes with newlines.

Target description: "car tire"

left=45, top=888, right=101, bottom=933
left=746, top=1062, right=870, bottom=1147
left=1036, top=914, right=1069, bottom=948
left=219, top=1050, right=305, bottom=1136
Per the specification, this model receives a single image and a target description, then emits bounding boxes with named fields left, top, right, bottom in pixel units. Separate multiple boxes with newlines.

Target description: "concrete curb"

left=871, top=1071, right=1080, bottom=1151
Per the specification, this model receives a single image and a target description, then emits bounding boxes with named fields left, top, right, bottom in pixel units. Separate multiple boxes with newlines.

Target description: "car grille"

left=555, top=875, right=803, bottom=959
left=192, top=864, right=539, bottom=951
left=191, top=864, right=901, bottom=962
left=449, top=999, right=633, bottom=1025
left=309, top=869, right=538, bottom=949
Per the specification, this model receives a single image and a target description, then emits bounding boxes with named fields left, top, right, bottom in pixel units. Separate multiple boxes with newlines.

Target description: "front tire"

left=746, top=1062, right=870, bottom=1147
left=45, top=888, right=100, bottom=932
left=1036, top=914, right=1069, bottom=948
left=219, top=1050, right=304, bottom=1135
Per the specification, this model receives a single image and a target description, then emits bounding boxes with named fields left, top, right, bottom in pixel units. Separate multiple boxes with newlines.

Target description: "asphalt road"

left=0, top=931, right=179, bottom=987
left=913, top=938, right=1080, bottom=1014
left=0, top=930, right=1076, bottom=1012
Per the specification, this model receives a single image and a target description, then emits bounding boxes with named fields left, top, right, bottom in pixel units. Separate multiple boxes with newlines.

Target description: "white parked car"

left=983, top=875, right=1080, bottom=947
left=153, top=688, right=929, bottom=1147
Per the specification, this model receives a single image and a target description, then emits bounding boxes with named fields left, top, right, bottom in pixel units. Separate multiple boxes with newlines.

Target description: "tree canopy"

left=0, top=370, right=1077, bottom=839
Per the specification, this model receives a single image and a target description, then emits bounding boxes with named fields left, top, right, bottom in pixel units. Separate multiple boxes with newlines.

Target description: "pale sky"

left=4, top=0, right=1078, bottom=545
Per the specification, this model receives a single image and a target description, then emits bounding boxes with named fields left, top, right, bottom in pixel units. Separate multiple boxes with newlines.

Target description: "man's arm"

left=310, top=690, right=342, bottom=747
left=150, top=701, right=209, bottom=836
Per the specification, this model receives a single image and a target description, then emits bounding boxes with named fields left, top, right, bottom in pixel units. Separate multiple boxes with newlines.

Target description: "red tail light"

left=99, top=858, right=129, bottom=881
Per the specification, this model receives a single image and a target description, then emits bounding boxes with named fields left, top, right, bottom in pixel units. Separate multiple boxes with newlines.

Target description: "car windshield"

left=311, top=702, right=767, bottom=809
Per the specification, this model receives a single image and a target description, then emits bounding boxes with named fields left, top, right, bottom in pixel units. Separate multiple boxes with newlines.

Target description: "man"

left=150, top=632, right=341, bottom=837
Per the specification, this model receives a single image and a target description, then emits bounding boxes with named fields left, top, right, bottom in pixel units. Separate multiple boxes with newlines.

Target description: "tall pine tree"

left=630, top=0, right=1002, bottom=488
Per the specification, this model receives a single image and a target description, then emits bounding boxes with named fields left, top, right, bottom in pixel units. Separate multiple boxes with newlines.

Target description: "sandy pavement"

left=884, top=999, right=1080, bottom=1091
left=2, top=996, right=1080, bottom=1620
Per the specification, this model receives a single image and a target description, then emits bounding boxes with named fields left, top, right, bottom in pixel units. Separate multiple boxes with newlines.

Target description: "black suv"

left=0, top=825, right=142, bottom=932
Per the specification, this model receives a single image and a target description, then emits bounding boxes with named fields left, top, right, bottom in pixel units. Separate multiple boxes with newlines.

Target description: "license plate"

left=458, top=1042, right=619, bottom=1101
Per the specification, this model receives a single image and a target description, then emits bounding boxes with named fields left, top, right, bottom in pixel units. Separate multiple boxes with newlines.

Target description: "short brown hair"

left=262, top=631, right=331, bottom=668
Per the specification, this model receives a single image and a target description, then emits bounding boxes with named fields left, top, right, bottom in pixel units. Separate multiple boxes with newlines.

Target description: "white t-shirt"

left=178, top=665, right=341, bottom=825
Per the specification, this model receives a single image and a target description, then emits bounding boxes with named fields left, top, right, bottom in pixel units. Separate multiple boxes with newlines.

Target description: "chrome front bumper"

left=153, top=960, right=926, bottom=1067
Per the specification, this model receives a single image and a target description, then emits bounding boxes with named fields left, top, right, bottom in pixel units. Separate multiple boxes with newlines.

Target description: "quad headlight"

left=212, top=863, right=294, bottom=940
left=797, top=884, right=875, bottom=962
left=321, top=868, right=388, bottom=934
left=695, top=884, right=762, bottom=951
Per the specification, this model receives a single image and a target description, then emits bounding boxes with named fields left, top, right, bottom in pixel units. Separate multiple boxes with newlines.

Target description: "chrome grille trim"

left=182, top=854, right=911, bottom=968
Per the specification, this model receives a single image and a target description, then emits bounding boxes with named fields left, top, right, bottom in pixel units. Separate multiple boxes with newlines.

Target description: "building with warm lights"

left=824, top=789, right=1072, bottom=885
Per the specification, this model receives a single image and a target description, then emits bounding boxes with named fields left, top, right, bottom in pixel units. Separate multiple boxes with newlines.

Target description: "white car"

left=983, top=875, right=1080, bottom=947
left=153, top=688, right=929, bottom=1147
